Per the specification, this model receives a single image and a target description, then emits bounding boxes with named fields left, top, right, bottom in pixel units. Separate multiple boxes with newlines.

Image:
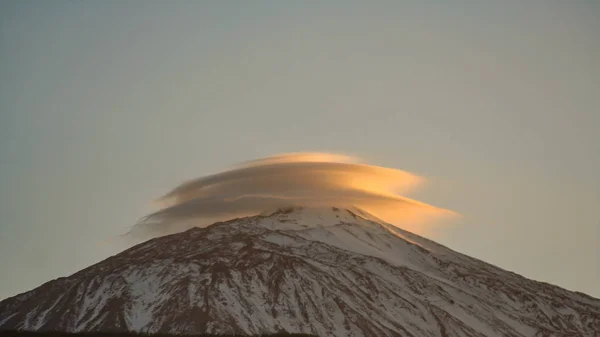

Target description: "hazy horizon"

left=0, top=1, right=598, bottom=300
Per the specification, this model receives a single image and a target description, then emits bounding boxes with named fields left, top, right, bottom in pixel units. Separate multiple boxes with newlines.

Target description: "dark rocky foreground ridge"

left=1, top=207, right=599, bottom=337
left=0, top=332, right=316, bottom=337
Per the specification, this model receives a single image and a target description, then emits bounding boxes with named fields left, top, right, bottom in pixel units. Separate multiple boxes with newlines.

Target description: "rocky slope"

left=1, top=207, right=599, bottom=337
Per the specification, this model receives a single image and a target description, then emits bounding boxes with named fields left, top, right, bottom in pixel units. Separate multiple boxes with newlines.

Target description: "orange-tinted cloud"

left=131, top=153, right=455, bottom=238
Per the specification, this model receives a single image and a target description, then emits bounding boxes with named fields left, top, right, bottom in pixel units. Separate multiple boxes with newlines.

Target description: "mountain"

left=1, top=207, right=599, bottom=337
left=0, top=332, right=315, bottom=337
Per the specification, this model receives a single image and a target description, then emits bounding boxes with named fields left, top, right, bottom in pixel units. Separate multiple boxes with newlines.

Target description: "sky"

left=0, top=1, right=598, bottom=300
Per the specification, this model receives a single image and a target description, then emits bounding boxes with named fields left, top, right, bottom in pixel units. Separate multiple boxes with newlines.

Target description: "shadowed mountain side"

left=0, top=332, right=317, bottom=337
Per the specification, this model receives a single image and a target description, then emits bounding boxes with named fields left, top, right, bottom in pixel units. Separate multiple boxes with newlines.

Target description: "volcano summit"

left=1, top=207, right=599, bottom=337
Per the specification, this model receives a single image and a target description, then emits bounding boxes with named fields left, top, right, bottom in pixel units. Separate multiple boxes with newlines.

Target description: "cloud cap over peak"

left=132, top=152, right=455, bottom=238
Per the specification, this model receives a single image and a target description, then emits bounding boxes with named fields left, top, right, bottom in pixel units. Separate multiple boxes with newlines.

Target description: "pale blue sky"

left=0, top=1, right=598, bottom=299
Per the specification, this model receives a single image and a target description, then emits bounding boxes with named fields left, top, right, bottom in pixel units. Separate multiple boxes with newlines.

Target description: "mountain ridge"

left=1, top=207, right=599, bottom=337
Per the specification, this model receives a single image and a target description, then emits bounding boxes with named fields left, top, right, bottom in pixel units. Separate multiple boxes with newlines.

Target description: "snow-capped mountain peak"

left=1, top=206, right=599, bottom=337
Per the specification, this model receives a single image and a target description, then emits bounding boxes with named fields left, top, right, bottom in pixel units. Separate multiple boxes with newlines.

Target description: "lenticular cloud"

left=131, top=152, right=454, bottom=237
